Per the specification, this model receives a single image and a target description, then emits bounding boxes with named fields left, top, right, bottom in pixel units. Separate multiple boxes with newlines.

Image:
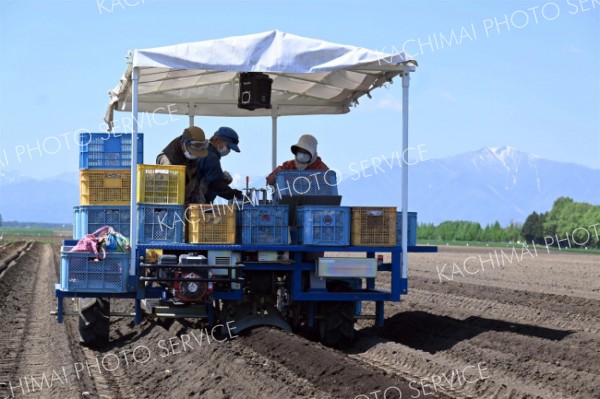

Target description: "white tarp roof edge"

left=104, top=30, right=416, bottom=127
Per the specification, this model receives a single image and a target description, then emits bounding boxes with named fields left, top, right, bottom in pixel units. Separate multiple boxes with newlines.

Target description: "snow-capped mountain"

left=1, top=146, right=598, bottom=225
left=338, top=146, right=600, bottom=225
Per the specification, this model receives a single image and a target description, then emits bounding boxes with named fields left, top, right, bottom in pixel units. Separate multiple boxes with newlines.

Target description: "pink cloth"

left=70, top=226, right=111, bottom=259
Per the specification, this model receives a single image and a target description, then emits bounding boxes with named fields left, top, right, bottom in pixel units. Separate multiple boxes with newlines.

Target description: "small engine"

left=173, top=271, right=210, bottom=302
left=172, top=254, right=212, bottom=303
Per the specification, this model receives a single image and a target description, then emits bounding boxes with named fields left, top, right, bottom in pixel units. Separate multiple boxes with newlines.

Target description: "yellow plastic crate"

left=137, top=164, right=186, bottom=205
left=80, top=169, right=131, bottom=205
left=351, top=207, right=397, bottom=246
left=187, top=205, right=236, bottom=244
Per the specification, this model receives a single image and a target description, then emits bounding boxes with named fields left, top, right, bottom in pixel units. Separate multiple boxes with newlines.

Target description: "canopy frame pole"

left=129, top=62, right=139, bottom=277
left=188, top=103, right=194, bottom=127
left=271, top=106, right=279, bottom=171
left=401, top=69, right=410, bottom=286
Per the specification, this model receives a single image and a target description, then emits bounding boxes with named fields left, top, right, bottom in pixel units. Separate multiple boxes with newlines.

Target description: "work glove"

left=233, top=189, right=244, bottom=199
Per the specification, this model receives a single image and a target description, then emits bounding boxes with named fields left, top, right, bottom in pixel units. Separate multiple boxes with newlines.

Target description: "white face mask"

left=218, top=145, right=230, bottom=157
left=184, top=150, right=198, bottom=160
left=295, top=160, right=308, bottom=170
left=295, top=152, right=311, bottom=163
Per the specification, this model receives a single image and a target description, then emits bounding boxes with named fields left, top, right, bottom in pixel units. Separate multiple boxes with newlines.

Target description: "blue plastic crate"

left=273, top=170, right=338, bottom=201
left=138, top=204, right=184, bottom=244
left=238, top=205, right=288, bottom=244
left=72, top=206, right=80, bottom=239
left=396, top=212, right=417, bottom=246
left=73, top=206, right=131, bottom=240
left=297, top=206, right=350, bottom=246
left=80, top=133, right=143, bottom=169
left=60, top=244, right=130, bottom=293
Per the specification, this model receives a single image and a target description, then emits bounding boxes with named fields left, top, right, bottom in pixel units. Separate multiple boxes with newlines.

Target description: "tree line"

left=417, top=220, right=522, bottom=243
left=418, top=197, right=600, bottom=248
left=521, top=197, right=599, bottom=248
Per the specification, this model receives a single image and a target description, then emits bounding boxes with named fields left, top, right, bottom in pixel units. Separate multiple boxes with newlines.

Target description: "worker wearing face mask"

left=196, top=127, right=244, bottom=203
left=156, top=126, right=209, bottom=205
left=266, top=134, right=329, bottom=186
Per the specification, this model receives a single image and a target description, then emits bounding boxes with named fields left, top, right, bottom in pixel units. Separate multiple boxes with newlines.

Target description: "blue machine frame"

left=55, top=243, right=437, bottom=327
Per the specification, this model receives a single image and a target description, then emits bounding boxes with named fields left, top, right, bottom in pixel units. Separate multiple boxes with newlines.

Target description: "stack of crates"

left=136, top=164, right=186, bottom=243
left=75, top=133, right=143, bottom=238
left=65, top=132, right=143, bottom=293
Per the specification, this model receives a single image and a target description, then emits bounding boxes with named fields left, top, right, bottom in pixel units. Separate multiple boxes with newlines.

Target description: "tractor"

left=54, top=30, right=437, bottom=349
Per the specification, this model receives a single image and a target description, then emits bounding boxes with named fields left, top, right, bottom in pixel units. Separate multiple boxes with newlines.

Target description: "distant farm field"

left=0, top=227, right=72, bottom=245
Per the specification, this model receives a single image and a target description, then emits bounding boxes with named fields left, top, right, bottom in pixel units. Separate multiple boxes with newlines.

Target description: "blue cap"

left=214, top=127, right=240, bottom=152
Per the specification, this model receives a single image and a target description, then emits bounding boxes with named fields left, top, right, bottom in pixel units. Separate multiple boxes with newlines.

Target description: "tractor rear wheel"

left=318, top=301, right=355, bottom=349
left=78, top=298, right=110, bottom=347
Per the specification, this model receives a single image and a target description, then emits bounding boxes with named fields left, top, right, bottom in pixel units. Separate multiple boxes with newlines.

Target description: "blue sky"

left=0, top=0, right=598, bottom=183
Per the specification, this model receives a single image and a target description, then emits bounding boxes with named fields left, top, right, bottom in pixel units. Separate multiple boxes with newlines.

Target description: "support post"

left=188, top=104, right=194, bottom=127
left=129, top=62, right=139, bottom=278
left=271, top=107, right=278, bottom=170
left=401, top=70, right=410, bottom=284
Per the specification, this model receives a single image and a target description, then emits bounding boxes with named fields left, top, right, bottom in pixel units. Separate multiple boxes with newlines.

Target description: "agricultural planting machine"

left=54, top=30, right=437, bottom=348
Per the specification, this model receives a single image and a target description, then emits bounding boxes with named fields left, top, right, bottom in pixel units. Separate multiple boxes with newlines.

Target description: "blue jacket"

left=196, top=144, right=242, bottom=202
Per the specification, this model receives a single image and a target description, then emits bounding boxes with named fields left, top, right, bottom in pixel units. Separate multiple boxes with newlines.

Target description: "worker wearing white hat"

left=266, top=134, right=329, bottom=185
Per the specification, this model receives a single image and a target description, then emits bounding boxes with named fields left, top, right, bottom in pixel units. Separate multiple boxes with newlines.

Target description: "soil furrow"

left=240, top=326, right=452, bottom=399
left=1, top=243, right=598, bottom=398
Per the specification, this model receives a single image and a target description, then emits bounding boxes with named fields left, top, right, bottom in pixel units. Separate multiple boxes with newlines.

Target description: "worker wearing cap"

left=266, top=134, right=329, bottom=185
left=157, top=126, right=209, bottom=204
left=196, top=127, right=244, bottom=203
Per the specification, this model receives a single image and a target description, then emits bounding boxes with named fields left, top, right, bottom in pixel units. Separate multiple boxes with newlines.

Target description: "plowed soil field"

left=1, top=243, right=598, bottom=399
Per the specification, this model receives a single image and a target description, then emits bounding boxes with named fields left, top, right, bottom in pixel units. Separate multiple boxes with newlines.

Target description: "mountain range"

left=1, top=146, right=598, bottom=225
left=336, top=146, right=600, bottom=225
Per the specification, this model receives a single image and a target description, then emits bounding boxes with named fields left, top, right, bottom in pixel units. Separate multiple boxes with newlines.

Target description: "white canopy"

left=104, top=30, right=416, bottom=125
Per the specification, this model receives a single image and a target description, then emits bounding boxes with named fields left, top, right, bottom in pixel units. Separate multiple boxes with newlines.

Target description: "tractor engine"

left=172, top=271, right=211, bottom=302
left=157, top=254, right=213, bottom=303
